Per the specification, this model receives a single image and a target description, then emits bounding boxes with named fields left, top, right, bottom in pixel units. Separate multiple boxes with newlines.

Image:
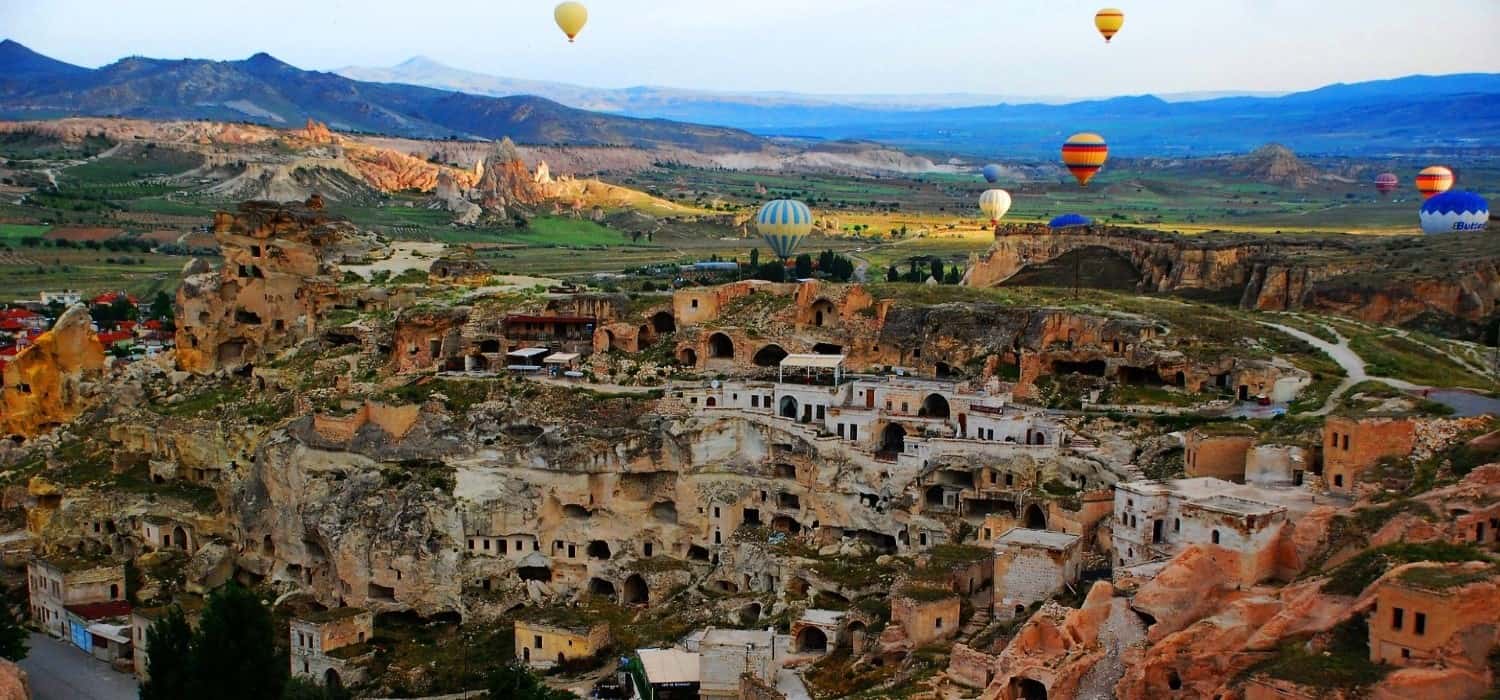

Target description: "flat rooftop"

left=701, top=628, right=774, bottom=647
left=996, top=528, right=1080, bottom=551
left=1117, top=477, right=1316, bottom=517
left=800, top=609, right=845, bottom=627
left=1188, top=494, right=1285, bottom=517
left=637, top=648, right=700, bottom=685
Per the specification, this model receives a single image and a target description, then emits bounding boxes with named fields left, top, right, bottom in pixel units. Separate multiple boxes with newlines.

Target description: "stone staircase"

left=960, top=603, right=992, bottom=639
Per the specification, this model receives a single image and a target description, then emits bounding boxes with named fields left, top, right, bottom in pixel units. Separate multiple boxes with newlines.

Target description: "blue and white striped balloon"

left=755, top=199, right=813, bottom=259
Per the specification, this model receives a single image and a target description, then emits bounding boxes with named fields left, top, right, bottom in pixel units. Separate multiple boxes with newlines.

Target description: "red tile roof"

left=65, top=601, right=132, bottom=620
left=0, top=309, right=38, bottom=320
left=97, top=331, right=132, bottom=346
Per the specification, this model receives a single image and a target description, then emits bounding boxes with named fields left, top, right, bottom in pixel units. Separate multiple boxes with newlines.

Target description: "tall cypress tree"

left=0, top=588, right=26, bottom=662
left=188, top=585, right=286, bottom=700
left=139, top=607, right=192, bottom=700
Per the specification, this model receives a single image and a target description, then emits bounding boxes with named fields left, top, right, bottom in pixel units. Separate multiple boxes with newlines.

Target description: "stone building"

left=1366, top=562, right=1500, bottom=671
left=514, top=617, right=610, bottom=669
left=890, top=587, right=961, bottom=648
left=1182, top=426, right=1254, bottom=481
left=992, top=528, right=1083, bottom=619
left=27, top=558, right=126, bottom=639
left=1113, top=478, right=1299, bottom=582
left=1323, top=415, right=1415, bottom=493
left=1245, top=445, right=1309, bottom=487
left=698, top=627, right=776, bottom=700
left=131, top=600, right=204, bottom=681
left=290, top=608, right=375, bottom=689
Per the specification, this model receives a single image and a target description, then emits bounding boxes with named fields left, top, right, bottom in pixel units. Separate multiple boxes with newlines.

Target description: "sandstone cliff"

left=0, top=305, right=106, bottom=437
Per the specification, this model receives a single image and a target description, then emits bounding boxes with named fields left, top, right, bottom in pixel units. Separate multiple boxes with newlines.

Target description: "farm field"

left=0, top=248, right=186, bottom=300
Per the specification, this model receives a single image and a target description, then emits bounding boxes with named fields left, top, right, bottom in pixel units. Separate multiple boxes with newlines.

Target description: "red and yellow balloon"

left=1416, top=166, right=1454, bottom=200
left=1062, top=133, right=1109, bottom=187
left=1095, top=8, right=1125, bottom=43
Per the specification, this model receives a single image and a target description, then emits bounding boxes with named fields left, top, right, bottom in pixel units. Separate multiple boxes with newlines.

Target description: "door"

left=865, top=390, right=875, bottom=409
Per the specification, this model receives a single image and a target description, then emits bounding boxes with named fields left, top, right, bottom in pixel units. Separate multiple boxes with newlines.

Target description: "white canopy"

left=543, top=352, right=580, bottom=365
left=637, top=648, right=700, bottom=685
left=506, top=347, right=550, bottom=361
left=779, top=354, right=845, bottom=369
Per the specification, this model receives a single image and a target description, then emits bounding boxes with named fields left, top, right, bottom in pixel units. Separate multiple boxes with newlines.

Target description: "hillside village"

left=0, top=195, right=1495, bottom=700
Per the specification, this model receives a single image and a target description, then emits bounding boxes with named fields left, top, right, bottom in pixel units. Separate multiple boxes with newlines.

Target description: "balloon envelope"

left=1375, top=173, right=1399, bottom=195
left=1420, top=191, right=1489, bottom=235
left=1416, top=166, right=1454, bottom=200
left=982, top=164, right=1003, bottom=183
left=1050, top=213, right=1093, bottom=230
left=755, top=199, right=813, bottom=258
left=1062, top=133, right=1108, bottom=187
left=1095, top=8, right=1125, bottom=42
left=979, top=189, right=1012, bottom=223
left=555, top=2, right=588, bottom=42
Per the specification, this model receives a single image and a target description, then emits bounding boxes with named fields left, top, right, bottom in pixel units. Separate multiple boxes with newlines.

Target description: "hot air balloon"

left=1095, top=8, right=1125, bottom=43
left=1049, top=213, right=1093, bottom=230
left=755, top=199, right=813, bottom=260
left=979, top=189, right=1012, bottom=225
left=982, top=164, right=1003, bottom=183
left=1375, top=173, right=1399, bottom=196
left=1416, top=166, right=1454, bottom=200
left=555, top=2, right=588, bottom=43
left=1420, top=191, right=1489, bottom=235
left=1062, top=133, right=1108, bottom=187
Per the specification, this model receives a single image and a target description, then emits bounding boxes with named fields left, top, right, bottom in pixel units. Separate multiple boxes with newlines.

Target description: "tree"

left=944, top=266, right=963, bottom=285
left=749, top=247, right=759, bottom=269
left=188, top=584, right=285, bottom=700
left=794, top=253, right=813, bottom=279
left=0, top=588, right=26, bottom=662
left=140, top=607, right=191, bottom=700
left=486, top=663, right=577, bottom=700
left=148, top=290, right=174, bottom=321
left=886, top=266, right=899, bottom=283
left=930, top=259, right=944, bottom=283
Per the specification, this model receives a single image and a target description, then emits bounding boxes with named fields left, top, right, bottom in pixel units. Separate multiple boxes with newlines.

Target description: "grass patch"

left=1247, top=617, right=1388, bottom=691
left=1321, top=542, right=1491, bottom=596
left=0, top=223, right=50, bottom=241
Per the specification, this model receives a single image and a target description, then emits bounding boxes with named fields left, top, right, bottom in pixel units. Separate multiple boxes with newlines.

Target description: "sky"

left=3, top=0, right=1499, bottom=98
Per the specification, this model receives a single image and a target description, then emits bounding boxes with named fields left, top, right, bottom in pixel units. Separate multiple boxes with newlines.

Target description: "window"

left=713, top=507, right=720, bottom=518
left=1334, top=474, right=1344, bottom=487
left=483, top=540, right=490, bottom=551
left=534, top=635, right=543, bottom=649
left=1174, top=518, right=1180, bottom=532
left=1211, top=530, right=1220, bottom=544
left=1401, top=648, right=1410, bottom=659
left=935, top=617, right=943, bottom=629
left=751, top=396, right=759, bottom=408
left=1392, top=607, right=1404, bottom=631
left=1005, top=473, right=1014, bottom=487
left=1330, top=431, right=1339, bottom=446
left=816, top=406, right=825, bottom=420
left=988, top=472, right=996, bottom=484
left=567, top=545, right=576, bottom=558
left=467, top=539, right=475, bottom=551
left=919, top=533, right=928, bottom=546
left=849, top=426, right=858, bottom=441
left=691, top=299, right=699, bottom=308
left=837, top=425, right=846, bottom=438
left=644, top=543, right=653, bottom=557
left=1414, top=612, right=1426, bottom=636
left=983, top=528, right=991, bottom=539
left=1342, top=435, right=1350, bottom=451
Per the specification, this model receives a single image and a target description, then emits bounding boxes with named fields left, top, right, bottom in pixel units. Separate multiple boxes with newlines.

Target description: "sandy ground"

left=341, top=241, right=446, bottom=279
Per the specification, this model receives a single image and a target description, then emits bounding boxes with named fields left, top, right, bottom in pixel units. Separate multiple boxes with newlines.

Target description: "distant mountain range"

left=2, top=39, right=1496, bottom=159
left=337, top=56, right=1287, bottom=129
left=0, top=40, right=765, bottom=153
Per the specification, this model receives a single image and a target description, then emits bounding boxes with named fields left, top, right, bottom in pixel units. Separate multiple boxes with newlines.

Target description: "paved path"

left=1262, top=321, right=1420, bottom=415
left=775, top=666, right=813, bottom=700
left=19, top=632, right=137, bottom=700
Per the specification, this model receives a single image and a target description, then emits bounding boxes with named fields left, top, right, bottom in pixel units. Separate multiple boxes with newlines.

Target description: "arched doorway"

left=708, top=333, right=735, bottom=359
left=1014, top=677, right=1048, bottom=700
left=623, top=574, right=648, bottom=605
left=324, top=669, right=342, bottom=692
left=754, top=344, right=789, bottom=368
left=921, top=393, right=950, bottom=419
left=845, top=621, right=867, bottom=653
left=795, top=627, right=828, bottom=653
left=677, top=347, right=698, bottom=366
left=523, top=647, right=531, bottom=662
left=779, top=396, right=800, bottom=419
left=171, top=526, right=188, bottom=550
left=738, top=602, right=762, bottom=624
left=602, top=330, right=616, bottom=351
left=588, top=577, right=617, bottom=601
left=706, top=396, right=717, bottom=407
left=881, top=424, right=906, bottom=454
left=810, top=299, right=836, bottom=327
left=651, top=311, right=676, bottom=334
left=1024, top=503, right=1047, bottom=530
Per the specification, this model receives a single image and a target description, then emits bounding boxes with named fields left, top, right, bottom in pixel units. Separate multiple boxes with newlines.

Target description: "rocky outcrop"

left=966, top=226, right=1500, bottom=338
left=0, top=660, right=28, bottom=700
left=474, top=139, right=545, bottom=214
left=175, top=199, right=383, bottom=374
left=0, top=304, right=105, bottom=436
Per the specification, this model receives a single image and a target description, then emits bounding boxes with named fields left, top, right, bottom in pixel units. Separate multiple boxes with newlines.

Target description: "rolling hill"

left=0, top=40, right=766, bottom=153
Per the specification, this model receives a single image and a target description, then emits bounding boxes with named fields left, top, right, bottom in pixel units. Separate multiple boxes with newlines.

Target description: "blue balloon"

left=1049, top=213, right=1093, bottom=230
left=1420, top=190, right=1489, bottom=235
left=982, top=164, right=1002, bottom=183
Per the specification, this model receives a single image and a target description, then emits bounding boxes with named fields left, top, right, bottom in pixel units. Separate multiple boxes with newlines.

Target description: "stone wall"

left=890, top=593, right=960, bottom=647
left=1324, top=416, right=1416, bottom=493
left=1183, top=431, right=1253, bottom=481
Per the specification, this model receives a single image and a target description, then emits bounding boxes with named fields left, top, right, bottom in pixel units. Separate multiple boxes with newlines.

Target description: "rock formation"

left=0, top=304, right=105, bottom=437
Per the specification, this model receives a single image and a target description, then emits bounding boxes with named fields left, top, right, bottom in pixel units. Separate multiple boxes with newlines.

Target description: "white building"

left=1113, top=478, right=1301, bottom=581
left=40, top=290, right=82, bottom=306
left=698, top=628, right=777, bottom=700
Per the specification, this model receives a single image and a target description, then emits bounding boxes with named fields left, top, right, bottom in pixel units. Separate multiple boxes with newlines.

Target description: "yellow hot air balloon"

left=1416, top=166, right=1454, bottom=200
left=1095, top=8, right=1125, bottom=43
left=555, top=2, right=588, bottom=43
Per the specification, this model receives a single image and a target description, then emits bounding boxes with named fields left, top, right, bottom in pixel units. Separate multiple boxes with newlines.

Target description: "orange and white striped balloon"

left=1095, top=8, right=1125, bottom=43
